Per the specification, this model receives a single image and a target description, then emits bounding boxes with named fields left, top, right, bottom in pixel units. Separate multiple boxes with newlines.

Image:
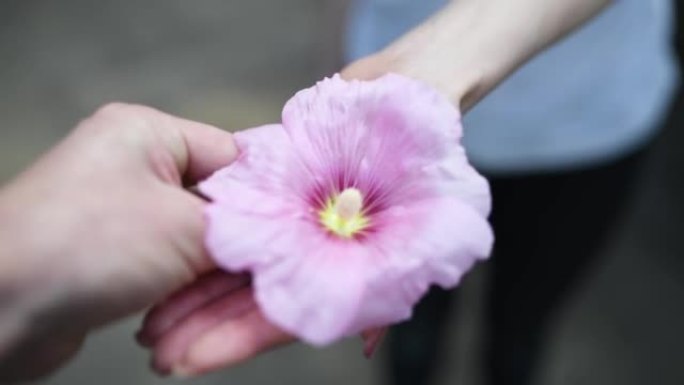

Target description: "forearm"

left=343, top=0, right=613, bottom=111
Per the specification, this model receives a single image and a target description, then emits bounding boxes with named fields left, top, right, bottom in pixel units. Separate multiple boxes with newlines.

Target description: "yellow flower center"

left=319, top=188, right=369, bottom=238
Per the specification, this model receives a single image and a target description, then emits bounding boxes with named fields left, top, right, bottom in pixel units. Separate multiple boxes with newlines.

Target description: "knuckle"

left=78, top=102, right=158, bottom=135
left=93, top=102, right=150, bottom=120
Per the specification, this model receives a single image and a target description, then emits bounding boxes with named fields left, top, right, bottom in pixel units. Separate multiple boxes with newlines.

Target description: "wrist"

left=342, top=50, right=486, bottom=114
left=341, top=2, right=492, bottom=112
left=0, top=188, right=70, bottom=360
left=0, top=188, right=33, bottom=305
left=0, top=190, right=34, bottom=360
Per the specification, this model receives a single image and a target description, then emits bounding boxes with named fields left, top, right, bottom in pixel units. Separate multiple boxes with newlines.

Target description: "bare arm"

left=343, top=0, right=613, bottom=111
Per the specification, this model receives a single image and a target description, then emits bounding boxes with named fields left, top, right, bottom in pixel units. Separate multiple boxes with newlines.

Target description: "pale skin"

left=0, top=0, right=612, bottom=381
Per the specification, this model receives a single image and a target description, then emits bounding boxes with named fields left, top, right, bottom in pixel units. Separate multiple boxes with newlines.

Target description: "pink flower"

left=199, top=74, right=493, bottom=346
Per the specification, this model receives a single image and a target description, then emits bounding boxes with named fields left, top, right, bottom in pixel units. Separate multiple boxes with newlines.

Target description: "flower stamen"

left=335, top=188, right=363, bottom=220
left=320, top=187, right=369, bottom=238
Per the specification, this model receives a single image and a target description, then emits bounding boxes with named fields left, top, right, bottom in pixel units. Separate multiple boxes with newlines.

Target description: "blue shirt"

left=346, top=0, right=679, bottom=173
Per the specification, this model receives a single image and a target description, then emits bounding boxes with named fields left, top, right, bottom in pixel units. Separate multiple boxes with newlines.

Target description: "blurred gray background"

left=1, top=1, right=683, bottom=384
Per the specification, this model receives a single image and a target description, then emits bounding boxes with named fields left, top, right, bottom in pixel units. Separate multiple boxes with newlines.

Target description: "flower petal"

left=200, top=124, right=306, bottom=208
left=252, top=233, right=373, bottom=345
left=250, top=195, right=492, bottom=345
left=201, top=75, right=494, bottom=346
left=204, top=204, right=291, bottom=272
left=281, top=74, right=490, bottom=215
left=200, top=124, right=310, bottom=271
left=372, top=197, right=494, bottom=289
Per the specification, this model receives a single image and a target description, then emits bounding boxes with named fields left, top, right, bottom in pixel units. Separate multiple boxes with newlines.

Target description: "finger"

left=0, top=332, right=86, bottom=383
left=361, top=327, right=388, bottom=358
left=173, top=117, right=239, bottom=185
left=151, top=287, right=258, bottom=375
left=91, top=103, right=239, bottom=185
left=137, top=271, right=250, bottom=347
left=172, top=306, right=293, bottom=377
left=339, top=54, right=389, bottom=81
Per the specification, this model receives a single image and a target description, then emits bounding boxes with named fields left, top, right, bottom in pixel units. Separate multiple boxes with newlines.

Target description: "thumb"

left=340, top=54, right=391, bottom=81
left=157, top=110, right=239, bottom=185
left=92, top=103, right=239, bottom=186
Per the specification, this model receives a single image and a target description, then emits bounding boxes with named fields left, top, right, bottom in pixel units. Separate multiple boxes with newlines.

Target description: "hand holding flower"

left=140, top=74, right=493, bottom=377
left=0, top=103, right=240, bottom=382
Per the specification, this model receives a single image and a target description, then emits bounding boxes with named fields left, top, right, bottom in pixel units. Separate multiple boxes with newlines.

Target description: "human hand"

left=0, top=103, right=287, bottom=381
left=137, top=270, right=385, bottom=377
left=340, top=0, right=612, bottom=111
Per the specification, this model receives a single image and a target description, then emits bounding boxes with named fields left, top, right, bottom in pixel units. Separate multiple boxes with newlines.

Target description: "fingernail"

left=171, top=364, right=195, bottom=379
left=135, top=330, right=152, bottom=347
left=362, top=328, right=388, bottom=359
left=185, top=331, right=242, bottom=370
